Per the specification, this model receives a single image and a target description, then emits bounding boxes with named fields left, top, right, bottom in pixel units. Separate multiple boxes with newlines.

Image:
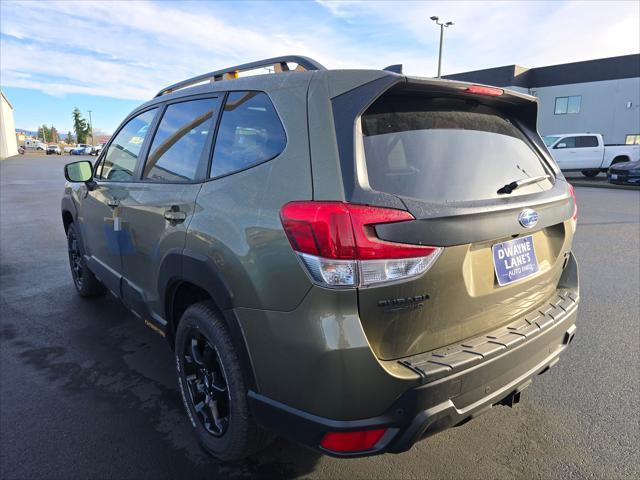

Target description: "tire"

left=175, top=302, right=273, bottom=461
left=611, top=156, right=628, bottom=166
left=581, top=170, right=599, bottom=178
left=67, top=223, right=106, bottom=297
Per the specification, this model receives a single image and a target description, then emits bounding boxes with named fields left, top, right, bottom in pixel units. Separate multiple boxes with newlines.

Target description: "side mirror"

left=555, top=143, right=567, bottom=149
left=65, top=160, right=94, bottom=183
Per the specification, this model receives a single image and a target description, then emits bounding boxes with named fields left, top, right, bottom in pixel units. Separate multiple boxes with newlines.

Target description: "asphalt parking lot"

left=1, top=154, right=639, bottom=479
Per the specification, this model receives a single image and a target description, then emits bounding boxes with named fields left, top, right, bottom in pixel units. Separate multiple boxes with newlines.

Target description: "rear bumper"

left=249, top=255, right=579, bottom=458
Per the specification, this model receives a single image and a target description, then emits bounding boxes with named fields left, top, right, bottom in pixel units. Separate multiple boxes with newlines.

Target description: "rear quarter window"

left=361, top=100, right=550, bottom=203
left=210, top=91, right=286, bottom=178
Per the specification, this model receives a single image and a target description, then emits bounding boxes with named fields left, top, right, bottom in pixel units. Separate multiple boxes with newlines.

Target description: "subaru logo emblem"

left=518, top=209, right=539, bottom=229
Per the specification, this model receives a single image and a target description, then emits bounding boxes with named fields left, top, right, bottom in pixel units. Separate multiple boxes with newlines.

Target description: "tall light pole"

left=87, top=110, right=93, bottom=145
left=430, top=16, right=454, bottom=78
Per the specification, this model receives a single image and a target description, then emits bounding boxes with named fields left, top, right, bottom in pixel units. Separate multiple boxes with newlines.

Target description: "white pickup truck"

left=543, top=133, right=640, bottom=177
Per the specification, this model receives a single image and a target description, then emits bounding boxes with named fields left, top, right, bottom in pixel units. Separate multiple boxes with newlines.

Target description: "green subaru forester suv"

left=61, top=56, right=579, bottom=461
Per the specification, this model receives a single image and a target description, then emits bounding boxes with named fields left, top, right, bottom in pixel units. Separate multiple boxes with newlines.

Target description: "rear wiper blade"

left=497, top=175, right=551, bottom=194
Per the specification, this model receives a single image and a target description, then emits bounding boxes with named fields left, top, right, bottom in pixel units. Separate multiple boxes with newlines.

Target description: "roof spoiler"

left=155, top=55, right=326, bottom=98
left=383, top=64, right=403, bottom=74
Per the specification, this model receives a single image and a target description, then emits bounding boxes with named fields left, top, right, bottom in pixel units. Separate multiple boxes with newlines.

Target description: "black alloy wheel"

left=68, top=228, right=84, bottom=290
left=182, top=331, right=230, bottom=437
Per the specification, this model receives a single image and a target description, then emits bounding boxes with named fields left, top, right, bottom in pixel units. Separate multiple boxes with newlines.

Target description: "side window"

left=576, top=136, right=598, bottom=148
left=143, top=97, right=220, bottom=182
left=97, top=109, right=157, bottom=181
left=210, top=91, right=286, bottom=178
left=555, top=136, right=576, bottom=149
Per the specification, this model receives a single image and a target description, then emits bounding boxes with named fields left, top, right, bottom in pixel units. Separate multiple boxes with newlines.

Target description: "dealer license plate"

left=492, top=235, right=539, bottom=286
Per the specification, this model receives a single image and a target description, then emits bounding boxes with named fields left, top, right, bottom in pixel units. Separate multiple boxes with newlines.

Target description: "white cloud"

left=0, top=0, right=638, bottom=102
left=1, top=1, right=341, bottom=99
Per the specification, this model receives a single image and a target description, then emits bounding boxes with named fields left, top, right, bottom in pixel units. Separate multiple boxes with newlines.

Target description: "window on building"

left=210, top=91, right=286, bottom=178
left=625, top=134, right=640, bottom=145
left=97, top=108, right=157, bottom=181
left=554, top=96, right=581, bottom=115
left=143, top=97, right=220, bottom=182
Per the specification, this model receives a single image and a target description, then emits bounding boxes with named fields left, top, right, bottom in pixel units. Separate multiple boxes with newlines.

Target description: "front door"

left=84, top=108, right=159, bottom=293
left=119, top=96, right=222, bottom=321
left=551, top=135, right=578, bottom=170
left=79, top=182, right=127, bottom=294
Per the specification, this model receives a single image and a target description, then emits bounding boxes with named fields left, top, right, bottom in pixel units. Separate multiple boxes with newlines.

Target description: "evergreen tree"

left=72, top=108, right=89, bottom=144
left=37, top=125, right=52, bottom=142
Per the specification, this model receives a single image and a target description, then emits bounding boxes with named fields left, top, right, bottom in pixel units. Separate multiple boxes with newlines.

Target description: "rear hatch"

left=351, top=79, right=575, bottom=360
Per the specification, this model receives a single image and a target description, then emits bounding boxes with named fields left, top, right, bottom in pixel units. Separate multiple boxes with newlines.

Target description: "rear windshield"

left=361, top=99, right=550, bottom=202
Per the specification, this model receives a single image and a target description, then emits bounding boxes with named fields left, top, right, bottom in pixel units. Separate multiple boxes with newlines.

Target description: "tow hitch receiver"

left=499, top=380, right=532, bottom=408
left=500, top=391, right=522, bottom=408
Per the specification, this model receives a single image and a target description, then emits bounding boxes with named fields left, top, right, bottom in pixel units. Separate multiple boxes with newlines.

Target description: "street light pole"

left=87, top=110, right=93, bottom=146
left=430, top=16, right=454, bottom=78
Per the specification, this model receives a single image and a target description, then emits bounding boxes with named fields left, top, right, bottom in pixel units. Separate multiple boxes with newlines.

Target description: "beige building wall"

left=1, top=91, right=19, bottom=160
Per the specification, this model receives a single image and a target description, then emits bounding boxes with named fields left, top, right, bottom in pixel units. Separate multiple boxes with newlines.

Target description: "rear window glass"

left=210, top=91, right=286, bottom=178
left=143, top=97, right=220, bottom=182
left=576, top=136, right=598, bottom=148
left=361, top=100, right=549, bottom=202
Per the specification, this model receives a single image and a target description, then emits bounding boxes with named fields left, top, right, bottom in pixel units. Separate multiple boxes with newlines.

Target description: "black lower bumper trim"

left=249, top=306, right=577, bottom=458
left=250, top=255, right=579, bottom=458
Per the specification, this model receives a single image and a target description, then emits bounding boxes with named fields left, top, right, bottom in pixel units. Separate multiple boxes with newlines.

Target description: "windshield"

left=361, top=101, right=551, bottom=203
left=543, top=136, right=560, bottom=146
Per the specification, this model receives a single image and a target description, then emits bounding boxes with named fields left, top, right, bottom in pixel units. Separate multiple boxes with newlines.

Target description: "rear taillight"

left=464, top=85, right=504, bottom=97
left=280, top=202, right=441, bottom=287
left=320, top=428, right=387, bottom=453
left=568, top=183, right=578, bottom=221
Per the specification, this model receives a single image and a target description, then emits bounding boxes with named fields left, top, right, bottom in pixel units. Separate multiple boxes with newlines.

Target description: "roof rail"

left=155, top=55, right=326, bottom=97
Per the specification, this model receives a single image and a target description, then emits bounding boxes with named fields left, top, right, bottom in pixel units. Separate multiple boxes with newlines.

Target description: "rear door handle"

left=164, top=208, right=187, bottom=223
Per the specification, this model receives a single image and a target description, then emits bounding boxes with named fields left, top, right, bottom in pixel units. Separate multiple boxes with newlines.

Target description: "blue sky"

left=1, top=0, right=638, bottom=134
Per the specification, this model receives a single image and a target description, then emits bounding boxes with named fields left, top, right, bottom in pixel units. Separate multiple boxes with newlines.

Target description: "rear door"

left=352, top=89, right=574, bottom=360
left=576, top=135, right=602, bottom=168
left=118, top=95, right=222, bottom=319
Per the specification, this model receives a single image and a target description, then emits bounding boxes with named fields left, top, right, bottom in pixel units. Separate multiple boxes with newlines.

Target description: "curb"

left=570, top=181, right=639, bottom=191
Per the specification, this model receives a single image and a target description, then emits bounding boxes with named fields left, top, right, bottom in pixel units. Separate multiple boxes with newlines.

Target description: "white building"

left=1, top=90, right=19, bottom=160
left=444, top=54, right=640, bottom=145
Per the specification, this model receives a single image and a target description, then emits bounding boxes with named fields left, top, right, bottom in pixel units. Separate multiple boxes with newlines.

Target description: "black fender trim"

left=61, top=195, right=78, bottom=222
left=158, top=249, right=257, bottom=391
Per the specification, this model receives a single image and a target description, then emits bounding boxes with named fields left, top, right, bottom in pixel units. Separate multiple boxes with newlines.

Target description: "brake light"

left=464, top=85, right=504, bottom=97
left=568, top=183, right=578, bottom=221
left=320, top=429, right=387, bottom=453
left=280, top=202, right=441, bottom=287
